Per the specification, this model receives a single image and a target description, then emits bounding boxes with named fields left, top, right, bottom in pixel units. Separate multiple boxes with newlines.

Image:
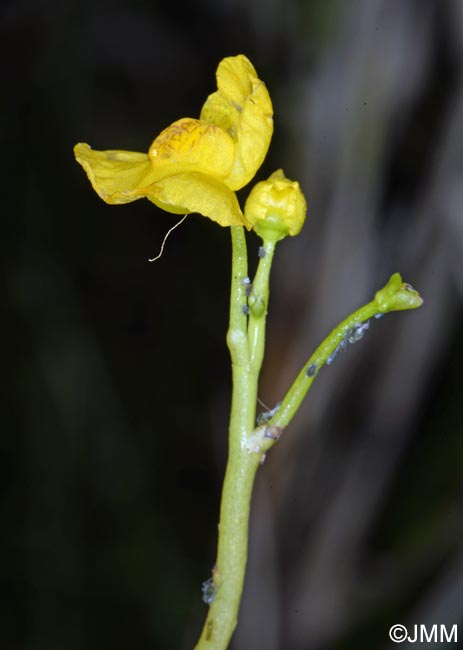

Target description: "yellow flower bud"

left=244, top=169, right=307, bottom=241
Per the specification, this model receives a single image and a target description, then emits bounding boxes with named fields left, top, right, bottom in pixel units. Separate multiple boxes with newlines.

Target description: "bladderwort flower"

left=74, top=55, right=273, bottom=229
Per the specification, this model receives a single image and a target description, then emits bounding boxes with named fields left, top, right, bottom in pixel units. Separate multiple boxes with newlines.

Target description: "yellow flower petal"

left=74, top=55, right=275, bottom=228
left=74, top=143, right=157, bottom=204
left=145, top=172, right=250, bottom=228
left=148, top=118, right=235, bottom=181
left=200, top=54, right=273, bottom=190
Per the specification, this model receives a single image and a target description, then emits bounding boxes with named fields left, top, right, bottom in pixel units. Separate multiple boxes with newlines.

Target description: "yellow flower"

left=244, top=169, right=307, bottom=241
left=74, top=55, right=273, bottom=228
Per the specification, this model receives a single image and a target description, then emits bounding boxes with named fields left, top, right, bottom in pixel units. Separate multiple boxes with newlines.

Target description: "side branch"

left=246, top=273, right=423, bottom=452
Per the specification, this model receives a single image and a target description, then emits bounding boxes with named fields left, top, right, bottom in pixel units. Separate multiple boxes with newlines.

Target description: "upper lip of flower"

left=74, top=54, right=273, bottom=229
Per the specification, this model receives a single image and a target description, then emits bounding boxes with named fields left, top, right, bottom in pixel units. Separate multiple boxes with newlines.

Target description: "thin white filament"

left=148, top=214, right=188, bottom=262
left=257, top=396, right=270, bottom=410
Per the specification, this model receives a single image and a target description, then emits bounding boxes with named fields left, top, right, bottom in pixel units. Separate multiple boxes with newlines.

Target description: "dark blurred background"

left=2, top=0, right=462, bottom=648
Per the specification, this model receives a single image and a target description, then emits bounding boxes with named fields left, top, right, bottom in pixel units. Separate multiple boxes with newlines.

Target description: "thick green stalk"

left=194, top=227, right=271, bottom=650
left=194, top=244, right=422, bottom=650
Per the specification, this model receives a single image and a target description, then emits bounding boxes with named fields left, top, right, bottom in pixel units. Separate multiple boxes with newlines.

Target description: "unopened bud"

left=244, top=169, right=307, bottom=242
left=374, top=273, right=423, bottom=313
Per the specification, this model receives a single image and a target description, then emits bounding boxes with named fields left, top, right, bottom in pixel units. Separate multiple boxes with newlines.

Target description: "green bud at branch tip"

left=374, top=273, right=423, bottom=313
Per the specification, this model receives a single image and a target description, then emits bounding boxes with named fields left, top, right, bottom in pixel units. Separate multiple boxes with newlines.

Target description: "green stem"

left=194, top=257, right=422, bottom=650
left=194, top=228, right=271, bottom=650
left=273, top=300, right=380, bottom=429
left=245, top=273, right=423, bottom=454
left=247, top=240, right=276, bottom=373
